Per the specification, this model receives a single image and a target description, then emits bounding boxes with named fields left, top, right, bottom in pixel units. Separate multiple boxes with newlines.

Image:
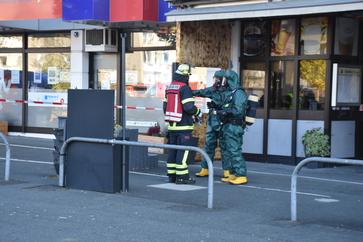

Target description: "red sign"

left=110, top=0, right=158, bottom=22
left=0, top=0, right=62, bottom=21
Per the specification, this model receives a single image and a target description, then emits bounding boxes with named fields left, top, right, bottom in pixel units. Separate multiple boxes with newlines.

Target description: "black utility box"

left=65, top=90, right=125, bottom=193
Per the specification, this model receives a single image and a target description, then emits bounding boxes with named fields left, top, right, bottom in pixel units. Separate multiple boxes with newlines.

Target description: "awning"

left=0, top=19, right=102, bottom=31
left=166, top=0, right=363, bottom=22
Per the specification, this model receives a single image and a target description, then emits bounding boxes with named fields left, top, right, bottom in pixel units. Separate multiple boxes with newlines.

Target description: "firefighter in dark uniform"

left=164, top=64, right=201, bottom=184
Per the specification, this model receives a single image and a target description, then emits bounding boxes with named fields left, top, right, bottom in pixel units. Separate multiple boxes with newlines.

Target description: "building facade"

left=166, top=0, right=363, bottom=163
left=0, top=0, right=177, bottom=133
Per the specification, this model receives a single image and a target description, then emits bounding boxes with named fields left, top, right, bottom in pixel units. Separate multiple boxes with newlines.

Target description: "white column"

left=70, top=30, right=89, bottom=89
left=230, top=21, right=241, bottom=75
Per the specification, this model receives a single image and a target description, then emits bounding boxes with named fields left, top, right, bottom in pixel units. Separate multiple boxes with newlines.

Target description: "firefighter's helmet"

left=175, top=64, right=191, bottom=76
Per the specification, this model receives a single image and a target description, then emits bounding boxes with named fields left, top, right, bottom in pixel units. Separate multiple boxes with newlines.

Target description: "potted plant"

left=302, top=128, right=330, bottom=168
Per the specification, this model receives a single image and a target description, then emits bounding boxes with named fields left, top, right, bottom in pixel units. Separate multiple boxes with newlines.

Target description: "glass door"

left=94, top=53, right=117, bottom=91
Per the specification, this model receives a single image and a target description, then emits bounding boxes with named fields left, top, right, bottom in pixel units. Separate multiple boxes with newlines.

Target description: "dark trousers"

left=167, top=131, right=193, bottom=179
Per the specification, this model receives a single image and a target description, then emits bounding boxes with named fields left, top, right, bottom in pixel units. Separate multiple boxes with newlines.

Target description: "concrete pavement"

left=0, top=135, right=363, bottom=242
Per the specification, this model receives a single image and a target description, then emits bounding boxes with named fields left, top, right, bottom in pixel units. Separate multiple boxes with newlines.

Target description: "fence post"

left=291, top=157, right=363, bottom=222
left=59, top=137, right=214, bottom=209
left=0, top=132, right=10, bottom=181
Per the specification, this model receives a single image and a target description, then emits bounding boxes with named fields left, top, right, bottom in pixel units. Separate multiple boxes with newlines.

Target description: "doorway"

left=93, top=53, right=117, bottom=91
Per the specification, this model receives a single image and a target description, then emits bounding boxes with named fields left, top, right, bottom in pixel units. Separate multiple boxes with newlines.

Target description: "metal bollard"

left=59, top=137, right=214, bottom=209
left=291, top=157, right=363, bottom=222
left=0, top=132, right=10, bottom=181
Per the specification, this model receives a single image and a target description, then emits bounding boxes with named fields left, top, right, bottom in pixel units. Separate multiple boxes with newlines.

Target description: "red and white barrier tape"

left=0, top=98, right=64, bottom=105
left=114, top=105, right=162, bottom=111
left=0, top=98, right=162, bottom=111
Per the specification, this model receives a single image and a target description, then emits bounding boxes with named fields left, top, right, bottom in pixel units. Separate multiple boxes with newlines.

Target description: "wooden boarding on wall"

left=0, top=120, right=8, bottom=135
left=177, top=20, right=231, bottom=69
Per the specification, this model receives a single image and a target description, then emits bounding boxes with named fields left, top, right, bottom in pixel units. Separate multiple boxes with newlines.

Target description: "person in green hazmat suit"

left=217, top=70, right=248, bottom=185
left=193, top=70, right=231, bottom=179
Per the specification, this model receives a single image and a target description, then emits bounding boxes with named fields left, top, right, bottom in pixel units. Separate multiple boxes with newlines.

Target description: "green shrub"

left=302, top=128, right=330, bottom=157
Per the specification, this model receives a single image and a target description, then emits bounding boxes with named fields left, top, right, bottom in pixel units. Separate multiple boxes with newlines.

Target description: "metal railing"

left=291, top=157, right=363, bottom=222
left=58, top=137, right=214, bottom=209
left=0, top=132, right=10, bottom=181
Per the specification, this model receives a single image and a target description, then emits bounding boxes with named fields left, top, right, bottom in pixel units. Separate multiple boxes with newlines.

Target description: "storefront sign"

left=28, top=92, right=67, bottom=107
left=336, top=67, right=361, bottom=105
left=126, top=121, right=158, bottom=127
left=0, top=0, right=167, bottom=23
left=10, top=70, right=20, bottom=84
left=47, top=67, right=60, bottom=85
left=110, top=0, right=158, bottom=22
left=158, top=0, right=175, bottom=22
left=243, top=22, right=266, bottom=57
left=334, top=17, right=359, bottom=56
left=0, top=0, right=62, bottom=20
left=271, top=19, right=296, bottom=56
left=34, top=71, right=42, bottom=84
left=62, top=0, right=109, bottom=21
left=301, top=17, right=328, bottom=55
left=242, top=70, right=265, bottom=89
left=0, top=69, right=11, bottom=108
left=0, top=70, right=5, bottom=89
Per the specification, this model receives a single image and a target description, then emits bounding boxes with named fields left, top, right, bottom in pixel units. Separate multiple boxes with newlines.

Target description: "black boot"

left=168, top=175, right=176, bottom=183
left=175, top=176, right=195, bottom=185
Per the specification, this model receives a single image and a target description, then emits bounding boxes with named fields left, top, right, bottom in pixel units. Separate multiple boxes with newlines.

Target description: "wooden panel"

left=177, top=21, right=231, bottom=68
left=138, top=135, right=166, bottom=154
left=0, top=120, right=8, bottom=135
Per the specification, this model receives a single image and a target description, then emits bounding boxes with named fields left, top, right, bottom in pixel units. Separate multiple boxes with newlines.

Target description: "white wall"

left=230, top=21, right=241, bottom=74
left=243, top=118, right=264, bottom=154
left=331, top=121, right=355, bottom=158
left=268, top=119, right=292, bottom=156
left=70, top=30, right=89, bottom=89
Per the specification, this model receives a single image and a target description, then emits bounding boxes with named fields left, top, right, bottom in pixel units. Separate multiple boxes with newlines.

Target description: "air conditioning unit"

left=85, top=29, right=118, bottom=52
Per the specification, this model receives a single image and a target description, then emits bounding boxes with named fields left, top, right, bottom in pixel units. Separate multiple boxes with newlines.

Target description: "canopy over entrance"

left=166, top=0, right=363, bottom=22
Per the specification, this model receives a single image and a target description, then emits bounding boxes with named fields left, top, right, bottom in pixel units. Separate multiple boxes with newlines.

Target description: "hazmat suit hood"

left=214, top=70, right=225, bottom=78
left=224, top=70, right=240, bottom=90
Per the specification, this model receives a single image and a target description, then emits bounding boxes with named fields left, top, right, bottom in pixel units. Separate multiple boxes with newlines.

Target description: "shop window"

left=242, top=21, right=266, bottom=57
left=28, top=33, right=71, bottom=48
left=270, top=61, right=295, bottom=110
left=126, top=50, right=175, bottom=98
left=299, top=60, right=326, bottom=110
left=242, top=62, right=265, bottom=108
left=27, top=53, right=70, bottom=128
left=334, top=17, right=359, bottom=56
left=271, top=19, right=296, bottom=56
left=0, top=35, right=22, bottom=48
left=300, top=17, right=328, bottom=55
left=132, top=29, right=176, bottom=48
left=0, top=53, right=23, bottom=126
left=125, top=50, right=176, bottom=132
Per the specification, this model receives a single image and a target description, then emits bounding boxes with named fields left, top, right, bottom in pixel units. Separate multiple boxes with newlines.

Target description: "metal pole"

left=59, top=137, right=214, bottom=209
left=291, top=157, right=363, bottom=222
left=291, top=165, right=299, bottom=221
left=0, top=132, right=10, bottom=181
left=120, top=33, right=127, bottom=192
